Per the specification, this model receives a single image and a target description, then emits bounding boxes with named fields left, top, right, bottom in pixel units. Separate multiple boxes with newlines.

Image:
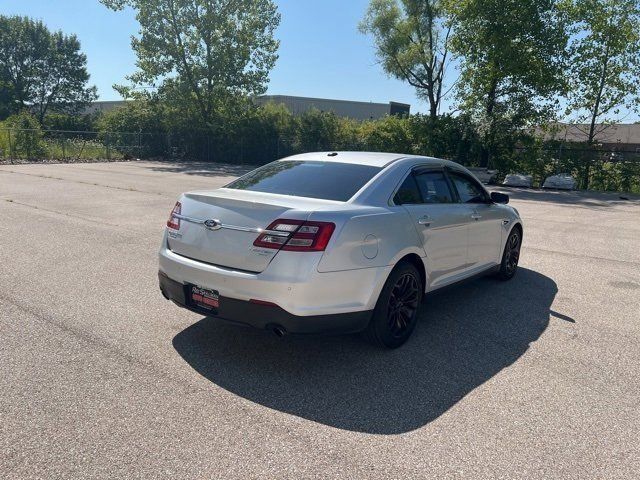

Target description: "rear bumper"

left=158, top=235, right=392, bottom=317
left=159, top=271, right=372, bottom=335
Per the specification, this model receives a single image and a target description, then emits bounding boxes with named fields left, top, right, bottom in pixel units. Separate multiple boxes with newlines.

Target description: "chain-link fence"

left=512, top=145, right=640, bottom=193
left=0, top=128, right=167, bottom=161
left=2, top=127, right=639, bottom=193
left=0, top=128, right=293, bottom=165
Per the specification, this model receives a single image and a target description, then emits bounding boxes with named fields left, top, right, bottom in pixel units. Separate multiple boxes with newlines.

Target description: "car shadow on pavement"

left=172, top=267, right=557, bottom=434
left=145, top=161, right=252, bottom=178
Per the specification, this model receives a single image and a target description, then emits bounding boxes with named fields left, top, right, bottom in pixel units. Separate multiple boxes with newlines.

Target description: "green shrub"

left=43, top=112, right=98, bottom=132
left=0, top=94, right=634, bottom=191
left=292, top=109, right=343, bottom=152
left=0, top=111, right=46, bottom=159
left=358, top=115, right=413, bottom=153
left=96, top=100, right=167, bottom=158
left=239, top=102, right=296, bottom=163
left=96, top=100, right=165, bottom=134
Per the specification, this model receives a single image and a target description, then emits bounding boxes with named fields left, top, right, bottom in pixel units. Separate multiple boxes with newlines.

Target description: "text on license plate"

left=190, top=285, right=219, bottom=309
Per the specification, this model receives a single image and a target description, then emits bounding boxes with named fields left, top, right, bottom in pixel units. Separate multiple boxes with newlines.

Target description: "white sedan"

left=159, top=152, right=523, bottom=348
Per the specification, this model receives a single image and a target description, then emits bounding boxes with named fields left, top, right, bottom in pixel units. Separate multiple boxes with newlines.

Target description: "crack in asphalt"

left=0, top=169, right=171, bottom=198
left=2, top=198, right=127, bottom=229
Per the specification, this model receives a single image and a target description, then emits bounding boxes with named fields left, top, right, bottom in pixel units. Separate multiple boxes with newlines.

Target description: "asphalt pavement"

left=1, top=160, right=639, bottom=479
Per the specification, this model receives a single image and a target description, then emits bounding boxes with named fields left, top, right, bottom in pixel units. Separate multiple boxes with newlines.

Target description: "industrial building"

left=84, top=95, right=411, bottom=121
left=537, top=123, right=640, bottom=152
left=254, top=95, right=410, bottom=120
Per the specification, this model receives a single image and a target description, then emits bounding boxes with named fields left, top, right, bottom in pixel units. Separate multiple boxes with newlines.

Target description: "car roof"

left=281, top=151, right=446, bottom=168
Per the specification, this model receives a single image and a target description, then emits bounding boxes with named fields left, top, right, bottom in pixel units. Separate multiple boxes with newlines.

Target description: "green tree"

left=100, top=0, right=280, bottom=128
left=446, top=0, right=568, bottom=167
left=97, top=100, right=166, bottom=134
left=409, top=113, right=482, bottom=163
left=0, top=15, right=97, bottom=123
left=0, top=77, right=15, bottom=119
left=360, top=0, right=452, bottom=119
left=562, top=0, right=640, bottom=144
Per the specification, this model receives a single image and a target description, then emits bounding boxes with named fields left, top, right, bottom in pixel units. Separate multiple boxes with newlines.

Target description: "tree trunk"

left=584, top=44, right=610, bottom=189
left=480, top=79, right=498, bottom=168
left=429, top=101, right=438, bottom=120
left=479, top=147, right=489, bottom=168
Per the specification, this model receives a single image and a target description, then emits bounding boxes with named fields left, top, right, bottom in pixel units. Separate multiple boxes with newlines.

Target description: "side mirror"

left=490, top=192, right=509, bottom=204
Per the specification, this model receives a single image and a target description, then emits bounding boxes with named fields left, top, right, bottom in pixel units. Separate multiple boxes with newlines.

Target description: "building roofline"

left=258, top=94, right=407, bottom=108
left=90, top=96, right=412, bottom=109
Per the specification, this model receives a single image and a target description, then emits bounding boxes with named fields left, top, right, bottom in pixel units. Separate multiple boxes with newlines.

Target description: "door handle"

left=471, top=213, right=482, bottom=220
left=418, top=215, right=432, bottom=226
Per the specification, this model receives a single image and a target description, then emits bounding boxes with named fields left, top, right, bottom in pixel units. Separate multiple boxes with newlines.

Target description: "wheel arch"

left=395, top=253, right=427, bottom=293
left=511, top=221, right=523, bottom=240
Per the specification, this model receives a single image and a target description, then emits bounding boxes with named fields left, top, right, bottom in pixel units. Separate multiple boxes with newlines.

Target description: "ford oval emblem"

left=203, top=219, right=222, bottom=230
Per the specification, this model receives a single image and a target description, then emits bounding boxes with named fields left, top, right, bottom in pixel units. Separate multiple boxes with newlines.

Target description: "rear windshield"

left=225, top=160, right=382, bottom=201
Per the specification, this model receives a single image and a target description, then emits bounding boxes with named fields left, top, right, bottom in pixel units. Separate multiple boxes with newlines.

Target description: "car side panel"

left=465, top=202, right=504, bottom=268
left=401, top=203, right=472, bottom=289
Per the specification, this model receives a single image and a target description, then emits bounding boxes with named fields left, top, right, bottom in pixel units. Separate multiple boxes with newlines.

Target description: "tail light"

left=253, top=219, right=335, bottom=252
left=167, top=201, right=182, bottom=230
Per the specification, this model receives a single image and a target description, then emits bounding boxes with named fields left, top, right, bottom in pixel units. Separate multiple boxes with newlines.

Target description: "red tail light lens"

left=167, top=202, right=182, bottom=230
left=253, top=219, right=335, bottom=252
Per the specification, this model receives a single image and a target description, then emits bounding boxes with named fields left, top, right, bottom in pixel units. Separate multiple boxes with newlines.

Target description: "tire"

left=365, top=262, right=423, bottom=349
left=496, top=227, right=521, bottom=281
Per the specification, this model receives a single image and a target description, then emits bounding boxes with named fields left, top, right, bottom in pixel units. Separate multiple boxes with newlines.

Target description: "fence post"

left=106, top=132, right=111, bottom=160
left=558, top=142, right=563, bottom=166
left=8, top=129, right=13, bottom=163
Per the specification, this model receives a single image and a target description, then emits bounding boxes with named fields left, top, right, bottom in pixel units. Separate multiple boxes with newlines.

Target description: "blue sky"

left=1, top=0, right=451, bottom=114
left=4, top=1, right=637, bottom=122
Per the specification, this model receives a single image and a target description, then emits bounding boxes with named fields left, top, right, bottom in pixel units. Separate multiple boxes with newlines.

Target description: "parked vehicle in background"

left=504, top=173, right=534, bottom=188
left=467, top=167, right=499, bottom=185
left=543, top=173, right=577, bottom=190
left=159, top=152, right=523, bottom=348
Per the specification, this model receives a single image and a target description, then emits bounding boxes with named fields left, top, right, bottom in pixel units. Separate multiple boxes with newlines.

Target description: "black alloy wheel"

left=497, top=229, right=521, bottom=280
left=387, top=273, right=420, bottom=338
left=365, top=262, right=423, bottom=348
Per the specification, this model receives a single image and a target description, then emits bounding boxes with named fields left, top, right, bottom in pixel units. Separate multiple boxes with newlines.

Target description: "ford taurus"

left=158, top=152, right=523, bottom=348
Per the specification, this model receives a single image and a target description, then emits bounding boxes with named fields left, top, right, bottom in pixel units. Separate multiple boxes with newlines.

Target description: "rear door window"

left=393, top=174, right=422, bottom=205
left=413, top=171, right=454, bottom=203
left=226, top=161, right=382, bottom=202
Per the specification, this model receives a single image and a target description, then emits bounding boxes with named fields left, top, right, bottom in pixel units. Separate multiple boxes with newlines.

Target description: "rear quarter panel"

left=314, top=208, right=425, bottom=273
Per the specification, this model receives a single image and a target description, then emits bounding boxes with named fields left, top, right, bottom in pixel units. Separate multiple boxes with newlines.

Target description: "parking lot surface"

left=1, top=161, right=639, bottom=479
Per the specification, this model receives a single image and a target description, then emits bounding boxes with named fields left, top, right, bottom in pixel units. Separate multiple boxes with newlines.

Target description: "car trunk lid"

left=167, top=190, right=320, bottom=273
